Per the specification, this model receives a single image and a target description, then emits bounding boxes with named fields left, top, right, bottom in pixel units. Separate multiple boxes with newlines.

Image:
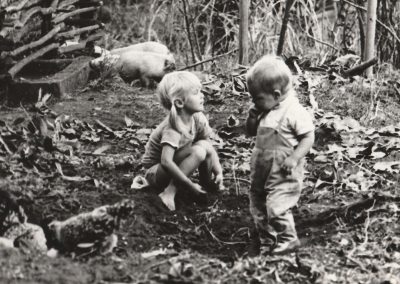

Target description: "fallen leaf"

left=93, top=145, right=111, bottom=155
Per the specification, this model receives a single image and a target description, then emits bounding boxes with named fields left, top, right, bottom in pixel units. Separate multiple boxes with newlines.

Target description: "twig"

left=204, top=225, right=246, bottom=245
left=179, top=48, right=238, bottom=70
left=361, top=202, right=374, bottom=247
left=342, top=154, right=394, bottom=184
left=223, top=177, right=251, bottom=185
left=306, top=34, right=339, bottom=51
left=345, top=254, right=369, bottom=273
left=0, top=136, right=12, bottom=154
left=147, top=0, right=165, bottom=41
left=232, top=158, right=239, bottom=195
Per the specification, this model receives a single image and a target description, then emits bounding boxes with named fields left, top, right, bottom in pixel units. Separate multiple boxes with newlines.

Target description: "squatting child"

left=246, top=55, right=315, bottom=255
left=141, top=71, right=223, bottom=211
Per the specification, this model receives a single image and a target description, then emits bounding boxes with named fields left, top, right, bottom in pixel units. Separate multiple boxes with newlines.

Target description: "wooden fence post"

left=239, top=0, right=249, bottom=65
left=364, top=0, right=377, bottom=77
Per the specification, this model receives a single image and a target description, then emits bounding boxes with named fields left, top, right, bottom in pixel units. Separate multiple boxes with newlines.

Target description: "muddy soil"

left=0, top=79, right=399, bottom=283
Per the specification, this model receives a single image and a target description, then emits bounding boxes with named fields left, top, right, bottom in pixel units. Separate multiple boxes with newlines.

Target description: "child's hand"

left=214, top=173, right=225, bottom=190
left=189, top=182, right=206, bottom=195
left=282, top=156, right=298, bottom=175
left=248, top=106, right=262, bottom=118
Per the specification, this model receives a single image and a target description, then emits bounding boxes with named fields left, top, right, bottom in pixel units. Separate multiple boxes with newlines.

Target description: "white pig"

left=90, top=50, right=176, bottom=87
left=114, top=51, right=176, bottom=87
left=110, top=41, right=170, bottom=56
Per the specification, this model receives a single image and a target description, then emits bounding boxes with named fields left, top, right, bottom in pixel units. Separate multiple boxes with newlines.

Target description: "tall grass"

left=102, top=0, right=400, bottom=69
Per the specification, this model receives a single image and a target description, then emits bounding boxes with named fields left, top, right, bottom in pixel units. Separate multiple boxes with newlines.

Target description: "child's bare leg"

left=195, top=140, right=222, bottom=191
left=159, top=145, right=207, bottom=211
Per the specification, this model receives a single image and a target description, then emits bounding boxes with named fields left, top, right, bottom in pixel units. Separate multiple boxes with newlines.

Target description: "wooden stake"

left=239, top=0, right=249, bottom=65
left=364, top=0, right=378, bottom=77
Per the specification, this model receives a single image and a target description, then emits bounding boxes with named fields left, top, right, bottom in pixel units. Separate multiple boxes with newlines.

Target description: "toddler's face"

left=251, top=90, right=279, bottom=111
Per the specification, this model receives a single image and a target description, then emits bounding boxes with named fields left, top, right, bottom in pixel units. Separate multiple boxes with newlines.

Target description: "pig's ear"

left=164, top=60, right=176, bottom=72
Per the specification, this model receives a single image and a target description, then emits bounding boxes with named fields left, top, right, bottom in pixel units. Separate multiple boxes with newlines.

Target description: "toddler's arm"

left=282, top=130, right=315, bottom=172
left=246, top=106, right=261, bottom=136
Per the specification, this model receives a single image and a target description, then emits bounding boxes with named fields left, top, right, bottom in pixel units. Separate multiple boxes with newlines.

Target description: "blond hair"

left=246, top=55, right=293, bottom=96
left=157, top=71, right=201, bottom=133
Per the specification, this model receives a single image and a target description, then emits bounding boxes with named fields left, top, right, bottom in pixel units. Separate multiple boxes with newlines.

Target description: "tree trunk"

left=239, top=0, right=249, bottom=65
left=364, top=0, right=378, bottom=77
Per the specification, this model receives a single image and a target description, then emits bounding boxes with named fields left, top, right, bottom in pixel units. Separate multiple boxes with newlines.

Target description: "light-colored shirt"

left=142, top=112, right=211, bottom=168
left=258, top=92, right=314, bottom=147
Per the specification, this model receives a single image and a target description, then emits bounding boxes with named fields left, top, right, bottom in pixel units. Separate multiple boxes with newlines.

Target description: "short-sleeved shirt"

left=141, top=112, right=211, bottom=168
left=258, top=92, right=314, bottom=147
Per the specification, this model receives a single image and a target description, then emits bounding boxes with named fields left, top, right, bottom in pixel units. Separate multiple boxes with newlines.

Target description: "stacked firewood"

left=0, top=0, right=108, bottom=92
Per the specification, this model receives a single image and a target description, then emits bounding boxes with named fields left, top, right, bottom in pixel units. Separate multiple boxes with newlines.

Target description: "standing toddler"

left=246, top=55, right=314, bottom=255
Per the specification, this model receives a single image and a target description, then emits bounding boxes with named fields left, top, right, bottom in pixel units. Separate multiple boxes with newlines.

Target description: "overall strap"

left=275, top=100, right=293, bottom=134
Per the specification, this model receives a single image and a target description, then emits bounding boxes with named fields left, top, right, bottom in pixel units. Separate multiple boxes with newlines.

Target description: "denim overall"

left=249, top=105, right=304, bottom=246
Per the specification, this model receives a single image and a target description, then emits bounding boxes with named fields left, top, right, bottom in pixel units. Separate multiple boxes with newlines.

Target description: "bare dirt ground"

left=0, top=72, right=399, bottom=283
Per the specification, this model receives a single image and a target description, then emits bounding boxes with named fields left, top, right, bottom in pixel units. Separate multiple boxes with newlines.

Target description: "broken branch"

left=2, top=24, right=64, bottom=58
left=342, top=57, right=378, bottom=77
left=179, top=48, right=238, bottom=70
left=8, top=43, right=60, bottom=78
left=52, top=6, right=98, bottom=24
left=58, top=32, right=103, bottom=54
left=56, top=24, right=102, bottom=40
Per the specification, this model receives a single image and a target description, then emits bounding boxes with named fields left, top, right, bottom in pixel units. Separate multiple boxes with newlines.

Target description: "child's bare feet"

left=158, top=185, right=177, bottom=211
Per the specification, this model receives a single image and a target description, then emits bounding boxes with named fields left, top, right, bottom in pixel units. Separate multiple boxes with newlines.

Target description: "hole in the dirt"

left=124, top=190, right=252, bottom=262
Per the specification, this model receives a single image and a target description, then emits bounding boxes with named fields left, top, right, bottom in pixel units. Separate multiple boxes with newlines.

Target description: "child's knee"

left=191, top=145, right=207, bottom=161
left=194, top=140, right=214, bottom=155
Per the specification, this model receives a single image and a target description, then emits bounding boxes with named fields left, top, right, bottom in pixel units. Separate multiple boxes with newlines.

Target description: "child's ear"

left=174, top=99, right=184, bottom=109
left=273, top=90, right=281, bottom=100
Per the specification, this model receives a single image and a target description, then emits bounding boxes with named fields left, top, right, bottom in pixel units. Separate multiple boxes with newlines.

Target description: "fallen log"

left=342, top=57, right=378, bottom=77
left=63, top=18, right=102, bottom=27
left=8, top=42, right=59, bottom=78
left=55, top=24, right=102, bottom=40
left=4, top=0, right=29, bottom=13
left=0, top=0, right=20, bottom=8
left=15, top=7, right=53, bottom=29
left=1, top=23, right=64, bottom=58
left=52, top=6, right=99, bottom=24
left=298, top=193, right=399, bottom=227
left=58, top=32, right=103, bottom=54
left=5, top=0, right=44, bottom=13
left=58, top=0, right=103, bottom=9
